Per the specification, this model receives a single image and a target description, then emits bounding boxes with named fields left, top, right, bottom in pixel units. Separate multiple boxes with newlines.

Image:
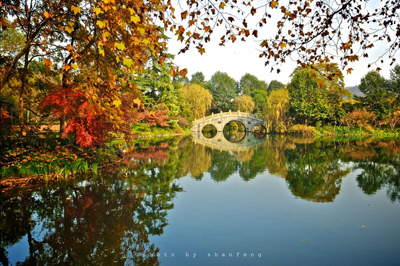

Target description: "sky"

left=166, top=1, right=399, bottom=87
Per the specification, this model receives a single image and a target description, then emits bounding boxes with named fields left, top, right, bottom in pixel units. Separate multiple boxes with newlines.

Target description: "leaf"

left=1, top=17, right=8, bottom=29
left=123, top=58, right=133, bottom=67
left=179, top=68, right=188, bottom=77
left=114, top=42, right=126, bottom=51
left=44, top=12, right=51, bottom=18
left=251, top=7, right=257, bottom=15
left=98, top=46, right=105, bottom=56
left=130, top=16, right=140, bottom=23
left=93, top=8, right=102, bottom=15
left=71, top=64, right=79, bottom=70
left=317, top=79, right=325, bottom=88
left=66, top=45, right=73, bottom=52
left=63, top=64, right=71, bottom=72
left=113, top=99, right=121, bottom=107
left=97, top=20, right=106, bottom=28
left=347, top=68, right=353, bottom=74
left=71, top=5, right=81, bottom=15
left=181, top=11, right=188, bottom=20
left=44, top=58, right=53, bottom=70
left=270, top=1, right=279, bottom=8
left=279, top=42, right=287, bottom=49
left=219, top=2, right=226, bottom=9
left=133, top=98, right=141, bottom=107
left=347, top=55, right=359, bottom=62
left=137, top=27, right=145, bottom=34
left=65, top=25, right=74, bottom=33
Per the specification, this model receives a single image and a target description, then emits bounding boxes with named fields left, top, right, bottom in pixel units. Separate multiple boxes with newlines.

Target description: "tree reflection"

left=0, top=163, right=183, bottom=264
left=285, top=140, right=351, bottom=202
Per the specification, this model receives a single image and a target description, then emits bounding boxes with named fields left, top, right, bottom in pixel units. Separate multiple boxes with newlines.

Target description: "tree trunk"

left=19, top=45, right=31, bottom=136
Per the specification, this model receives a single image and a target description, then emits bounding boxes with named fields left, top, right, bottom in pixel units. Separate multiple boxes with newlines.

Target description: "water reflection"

left=1, top=136, right=400, bottom=264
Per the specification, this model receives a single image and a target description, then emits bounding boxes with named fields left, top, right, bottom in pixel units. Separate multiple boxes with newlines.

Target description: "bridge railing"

left=193, top=111, right=264, bottom=124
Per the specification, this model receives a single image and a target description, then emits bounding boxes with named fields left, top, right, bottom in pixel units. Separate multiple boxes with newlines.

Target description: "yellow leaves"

left=128, top=8, right=135, bottom=15
left=219, top=2, right=226, bottom=9
left=137, top=27, right=145, bottom=34
left=130, top=16, right=140, bottom=23
left=278, top=42, right=287, bottom=49
left=143, top=39, right=149, bottom=45
left=101, top=31, right=110, bottom=41
left=133, top=98, right=141, bottom=108
left=98, top=45, right=105, bottom=56
left=66, top=45, right=73, bottom=52
left=65, top=25, right=74, bottom=34
left=93, top=7, right=102, bottom=15
left=114, top=42, right=126, bottom=51
left=71, top=64, right=79, bottom=70
left=270, top=1, right=279, bottom=8
left=113, top=99, right=122, bottom=107
left=347, top=68, right=353, bottom=74
left=44, top=58, right=53, bottom=70
left=44, top=12, right=51, bottom=18
left=231, top=34, right=237, bottom=43
left=71, top=5, right=81, bottom=15
left=97, top=20, right=106, bottom=28
left=123, top=58, right=133, bottom=67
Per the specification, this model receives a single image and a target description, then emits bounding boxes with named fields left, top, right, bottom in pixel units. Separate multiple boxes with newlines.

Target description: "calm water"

left=1, top=134, right=400, bottom=265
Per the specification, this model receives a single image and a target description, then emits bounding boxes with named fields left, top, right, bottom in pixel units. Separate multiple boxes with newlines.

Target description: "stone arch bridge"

left=191, top=111, right=265, bottom=132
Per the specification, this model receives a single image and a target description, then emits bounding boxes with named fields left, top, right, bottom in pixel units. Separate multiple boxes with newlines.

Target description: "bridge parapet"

left=192, top=111, right=265, bottom=132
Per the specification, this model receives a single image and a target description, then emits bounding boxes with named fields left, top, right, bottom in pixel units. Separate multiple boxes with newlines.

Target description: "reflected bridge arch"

left=191, top=131, right=265, bottom=153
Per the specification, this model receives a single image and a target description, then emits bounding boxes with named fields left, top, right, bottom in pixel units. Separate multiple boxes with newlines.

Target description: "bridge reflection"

left=192, top=131, right=265, bottom=152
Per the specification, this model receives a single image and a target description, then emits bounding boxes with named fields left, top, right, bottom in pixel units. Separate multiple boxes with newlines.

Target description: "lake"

left=1, top=134, right=400, bottom=265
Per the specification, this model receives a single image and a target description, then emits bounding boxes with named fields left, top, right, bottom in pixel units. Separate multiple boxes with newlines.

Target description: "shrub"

left=288, top=124, right=318, bottom=136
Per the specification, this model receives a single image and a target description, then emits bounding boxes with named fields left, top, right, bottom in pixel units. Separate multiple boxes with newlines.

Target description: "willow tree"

left=232, top=94, right=255, bottom=113
left=181, top=83, right=212, bottom=119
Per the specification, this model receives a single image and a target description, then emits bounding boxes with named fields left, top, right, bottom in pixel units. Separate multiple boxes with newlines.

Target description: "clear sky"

left=166, top=1, right=399, bottom=87
left=168, top=34, right=398, bottom=87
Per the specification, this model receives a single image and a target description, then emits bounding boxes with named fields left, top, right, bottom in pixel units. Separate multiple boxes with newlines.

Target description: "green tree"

left=239, top=73, right=269, bottom=114
left=287, top=68, right=331, bottom=126
left=206, top=71, right=237, bottom=112
left=232, top=94, right=255, bottom=112
left=268, top=80, right=285, bottom=91
left=389, top=64, right=400, bottom=105
left=190, top=71, right=206, bottom=86
left=358, top=71, right=395, bottom=123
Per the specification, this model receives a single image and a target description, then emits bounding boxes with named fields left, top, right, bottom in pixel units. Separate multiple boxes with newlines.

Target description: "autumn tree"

left=206, top=71, right=237, bottom=112
left=181, top=83, right=212, bottom=119
left=232, top=94, right=255, bottom=113
left=171, top=0, right=399, bottom=73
